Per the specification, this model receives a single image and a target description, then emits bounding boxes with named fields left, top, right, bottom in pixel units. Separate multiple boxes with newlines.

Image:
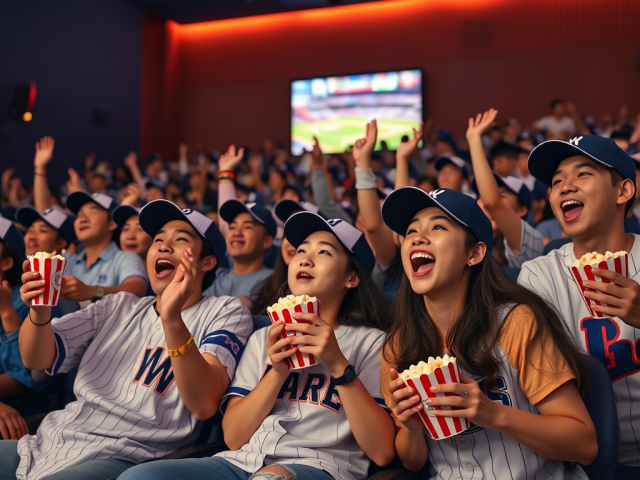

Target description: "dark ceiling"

left=127, top=0, right=382, bottom=24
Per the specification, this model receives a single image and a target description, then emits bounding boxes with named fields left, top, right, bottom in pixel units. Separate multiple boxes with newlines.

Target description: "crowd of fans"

left=0, top=98, right=638, bottom=479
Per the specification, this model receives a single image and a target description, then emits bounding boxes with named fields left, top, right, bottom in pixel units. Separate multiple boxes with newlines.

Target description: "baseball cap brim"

left=274, top=200, right=304, bottom=223
left=66, top=191, right=112, bottom=214
left=15, top=206, right=77, bottom=244
left=435, top=157, right=468, bottom=178
left=139, top=200, right=226, bottom=263
left=284, top=212, right=375, bottom=273
left=470, top=175, right=532, bottom=210
left=113, top=205, right=140, bottom=228
left=528, top=140, right=613, bottom=185
left=220, top=200, right=276, bottom=237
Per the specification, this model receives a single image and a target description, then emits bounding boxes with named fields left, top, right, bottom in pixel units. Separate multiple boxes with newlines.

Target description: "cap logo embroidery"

left=182, top=208, right=193, bottom=215
left=569, top=136, right=583, bottom=146
left=246, top=202, right=256, bottom=209
left=43, top=208, right=53, bottom=214
left=327, top=219, right=343, bottom=227
left=428, top=189, right=445, bottom=199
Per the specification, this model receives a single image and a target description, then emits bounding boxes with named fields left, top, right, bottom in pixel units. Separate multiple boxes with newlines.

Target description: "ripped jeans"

left=117, top=456, right=334, bottom=480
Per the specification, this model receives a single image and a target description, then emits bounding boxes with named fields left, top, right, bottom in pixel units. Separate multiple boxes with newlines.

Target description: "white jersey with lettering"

left=16, top=292, right=253, bottom=480
left=519, top=236, right=640, bottom=466
left=216, top=324, right=387, bottom=480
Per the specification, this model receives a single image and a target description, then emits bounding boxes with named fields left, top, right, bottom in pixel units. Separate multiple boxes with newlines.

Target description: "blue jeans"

left=0, top=440, right=135, bottom=480
left=118, top=456, right=334, bottom=480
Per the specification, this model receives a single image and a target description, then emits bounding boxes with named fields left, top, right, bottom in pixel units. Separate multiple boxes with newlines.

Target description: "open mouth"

left=78, top=225, right=90, bottom=232
left=561, top=200, right=584, bottom=222
left=124, top=242, right=139, bottom=250
left=155, top=258, right=176, bottom=279
left=296, top=271, right=314, bottom=281
left=410, top=251, right=435, bottom=276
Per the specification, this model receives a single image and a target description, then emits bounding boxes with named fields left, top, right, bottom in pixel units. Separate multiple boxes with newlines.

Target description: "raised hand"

left=352, top=120, right=378, bottom=169
left=179, top=143, right=188, bottom=159
left=123, top=151, right=138, bottom=170
left=34, top=136, right=55, bottom=169
left=397, top=121, right=424, bottom=160
left=387, top=368, right=425, bottom=432
left=66, top=168, right=82, bottom=194
left=1, top=168, right=14, bottom=186
left=218, top=145, right=245, bottom=172
left=159, top=248, right=198, bottom=321
left=120, top=183, right=141, bottom=207
left=466, top=109, right=498, bottom=141
left=311, top=136, right=323, bottom=170
left=266, top=321, right=297, bottom=378
left=84, top=153, right=96, bottom=172
left=287, top=312, right=349, bottom=377
left=19, top=261, right=52, bottom=321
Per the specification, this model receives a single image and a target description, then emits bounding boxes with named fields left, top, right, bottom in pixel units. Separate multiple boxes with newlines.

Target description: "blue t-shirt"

left=535, top=217, right=563, bottom=241
left=65, top=242, right=148, bottom=287
left=203, top=267, right=273, bottom=298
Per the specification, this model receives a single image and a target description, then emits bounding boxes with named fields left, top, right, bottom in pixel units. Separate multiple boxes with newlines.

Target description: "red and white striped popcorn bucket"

left=569, top=254, right=628, bottom=318
left=402, top=358, right=470, bottom=440
left=267, top=300, right=321, bottom=370
left=29, top=256, right=67, bottom=306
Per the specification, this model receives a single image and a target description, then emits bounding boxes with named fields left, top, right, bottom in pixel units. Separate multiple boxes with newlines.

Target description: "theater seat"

left=543, top=237, right=572, bottom=255
left=580, top=354, right=619, bottom=480
left=502, top=266, right=521, bottom=281
left=252, top=315, right=271, bottom=330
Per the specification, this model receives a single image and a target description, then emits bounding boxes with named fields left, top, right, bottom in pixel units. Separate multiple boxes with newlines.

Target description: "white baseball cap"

left=15, top=206, right=77, bottom=244
left=66, top=191, right=117, bottom=214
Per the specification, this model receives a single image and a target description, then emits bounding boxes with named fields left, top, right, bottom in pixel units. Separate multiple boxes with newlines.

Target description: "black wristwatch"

left=332, top=364, right=357, bottom=386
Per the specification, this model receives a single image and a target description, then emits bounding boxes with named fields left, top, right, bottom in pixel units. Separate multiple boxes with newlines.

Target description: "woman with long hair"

left=380, top=187, right=597, bottom=478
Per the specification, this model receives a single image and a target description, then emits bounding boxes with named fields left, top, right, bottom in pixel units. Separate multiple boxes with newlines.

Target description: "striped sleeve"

left=199, top=297, right=253, bottom=382
left=115, top=251, right=148, bottom=283
left=504, top=219, right=545, bottom=269
left=46, top=294, right=124, bottom=375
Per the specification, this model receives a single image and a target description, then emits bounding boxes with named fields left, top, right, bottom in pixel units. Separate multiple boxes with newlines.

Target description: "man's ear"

left=515, top=204, right=528, bottom=218
left=0, top=254, right=14, bottom=273
left=108, top=220, right=118, bottom=232
left=201, top=254, right=218, bottom=273
left=345, top=271, right=360, bottom=289
left=467, top=242, right=487, bottom=267
left=617, top=178, right=635, bottom=206
left=263, top=235, right=274, bottom=251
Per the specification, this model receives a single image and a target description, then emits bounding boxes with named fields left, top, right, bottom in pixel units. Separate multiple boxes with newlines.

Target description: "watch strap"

left=332, top=364, right=357, bottom=386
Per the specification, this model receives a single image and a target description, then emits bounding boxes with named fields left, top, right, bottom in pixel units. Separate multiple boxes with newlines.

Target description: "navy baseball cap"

left=15, top=206, right=76, bottom=244
left=284, top=212, right=375, bottom=274
left=471, top=174, right=533, bottom=210
left=0, top=215, right=25, bottom=260
left=139, top=200, right=226, bottom=263
left=220, top=200, right=277, bottom=237
left=435, top=156, right=469, bottom=179
left=274, top=199, right=319, bottom=223
left=66, top=191, right=117, bottom=214
left=382, top=187, right=493, bottom=251
left=113, top=205, right=140, bottom=228
left=528, top=135, right=636, bottom=185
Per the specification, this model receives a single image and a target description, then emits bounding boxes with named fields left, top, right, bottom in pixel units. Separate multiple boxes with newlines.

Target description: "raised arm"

left=566, top=102, right=591, bottom=136
left=467, top=109, right=525, bottom=254
left=353, top=121, right=397, bottom=268
left=217, top=145, right=244, bottom=237
left=123, top=152, right=146, bottom=193
left=33, top=136, right=55, bottom=211
left=310, top=137, right=352, bottom=223
left=395, top=122, right=423, bottom=189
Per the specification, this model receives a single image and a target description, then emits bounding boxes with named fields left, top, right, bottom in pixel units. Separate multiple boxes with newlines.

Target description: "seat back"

left=252, top=314, right=271, bottom=330
left=543, top=237, right=572, bottom=255
left=580, top=353, right=619, bottom=480
left=502, top=267, right=521, bottom=282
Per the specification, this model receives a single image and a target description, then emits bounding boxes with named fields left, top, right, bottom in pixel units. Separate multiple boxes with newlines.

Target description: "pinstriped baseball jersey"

left=16, top=292, right=252, bottom=480
left=216, top=325, right=387, bottom=480
left=504, top=219, right=545, bottom=269
left=519, top=235, right=640, bottom=466
left=423, top=344, right=588, bottom=479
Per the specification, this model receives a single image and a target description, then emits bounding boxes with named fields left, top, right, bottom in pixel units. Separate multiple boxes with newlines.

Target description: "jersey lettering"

left=133, top=347, right=175, bottom=396
left=464, top=376, right=512, bottom=434
left=581, top=317, right=640, bottom=382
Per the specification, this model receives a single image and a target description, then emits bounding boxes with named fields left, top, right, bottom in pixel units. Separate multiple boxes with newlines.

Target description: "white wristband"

left=355, top=167, right=377, bottom=190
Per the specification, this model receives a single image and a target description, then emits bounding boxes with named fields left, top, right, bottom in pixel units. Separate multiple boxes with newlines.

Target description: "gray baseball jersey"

left=504, top=219, right=545, bottom=269
left=519, top=236, right=640, bottom=466
left=16, top=292, right=253, bottom=480
left=216, top=325, right=387, bottom=480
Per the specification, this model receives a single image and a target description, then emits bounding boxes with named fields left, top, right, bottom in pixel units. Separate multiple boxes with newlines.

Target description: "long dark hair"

left=384, top=229, right=587, bottom=393
left=251, top=249, right=288, bottom=315
left=0, top=240, right=24, bottom=286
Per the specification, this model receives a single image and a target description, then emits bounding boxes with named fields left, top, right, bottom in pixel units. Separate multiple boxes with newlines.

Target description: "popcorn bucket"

left=267, top=300, right=321, bottom=369
left=402, top=358, right=470, bottom=440
left=569, top=254, right=629, bottom=318
left=29, top=256, right=67, bottom=306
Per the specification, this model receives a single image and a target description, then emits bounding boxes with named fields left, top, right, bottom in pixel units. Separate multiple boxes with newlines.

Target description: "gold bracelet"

left=168, top=334, right=194, bottom=357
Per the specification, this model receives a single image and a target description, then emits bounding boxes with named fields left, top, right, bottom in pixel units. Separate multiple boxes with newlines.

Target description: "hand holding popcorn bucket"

left=267, top=295, right=321, bottom=370
left=568, top=250, right=628, bottom=318
left=28, top=252, right=67, bottom=307
left=400, top=355, right=470, bottom=440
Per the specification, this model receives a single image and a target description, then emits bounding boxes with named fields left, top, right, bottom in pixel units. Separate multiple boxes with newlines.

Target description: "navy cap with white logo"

left=139, top=200, right=226, bottom=263
left=382, top=187, right=493, bottom=251
left=284, top=212, right=375, bottom=274
left=528, top=135, right=636, bottom=185
left=273, top=199, right=319, bottom=223
left=0, top=215, right=25, bottom=260
left=471, top=174, right=533, bottom=210
left=112, top=205, right=141, bottom=228
left=15, top=206, right=77, bottom=244
left=435, top=155, right=469, bottom=179
left=66, top=191, right=117, bottom=214
left=219, top=200, right=277, bottom=237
